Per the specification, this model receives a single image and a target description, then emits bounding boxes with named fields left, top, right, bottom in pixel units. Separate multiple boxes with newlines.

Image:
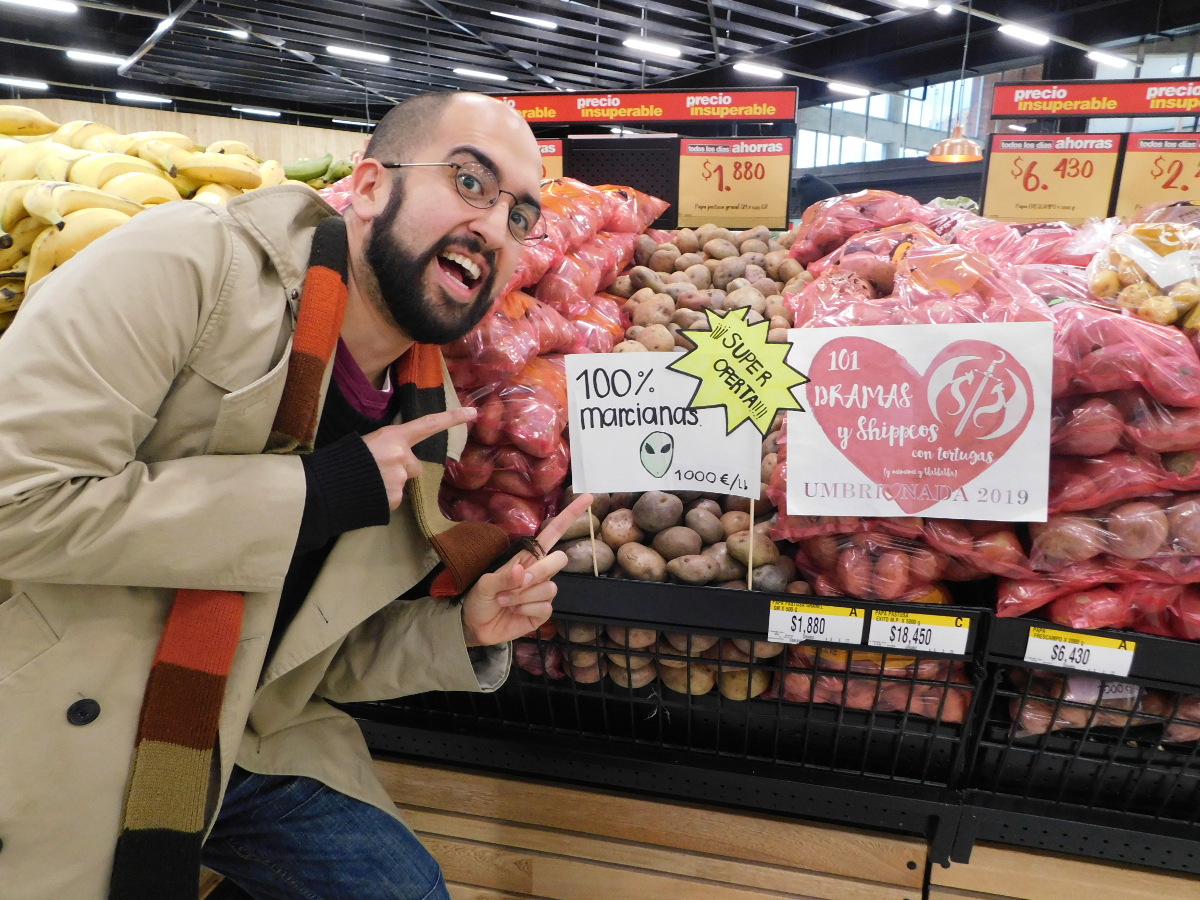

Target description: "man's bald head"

left=364, top=91, right=532, bottom=166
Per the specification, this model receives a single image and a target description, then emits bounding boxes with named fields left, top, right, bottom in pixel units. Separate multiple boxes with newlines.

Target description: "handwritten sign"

left=784, top=323, right=1053, bottom=520
left=677, top=138, right=791, bottom=229
left=669, top=307, right=807, bottom=436
left=982, top=134, right=1120, bottom=224
left=539, top=140, right=563, bottom=180
left=1115, top=133, right=1200, bottom=218
left=566, top=353, right=762, bottom=498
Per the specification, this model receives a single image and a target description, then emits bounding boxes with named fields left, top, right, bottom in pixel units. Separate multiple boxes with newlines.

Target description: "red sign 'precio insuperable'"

left=493, top=89, right=798, bottom=124
left=993, top=79, right=1200, bottom=118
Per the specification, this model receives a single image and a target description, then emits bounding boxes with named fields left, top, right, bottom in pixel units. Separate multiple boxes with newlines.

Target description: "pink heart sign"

left=806, top=336, right=1034, bottom=514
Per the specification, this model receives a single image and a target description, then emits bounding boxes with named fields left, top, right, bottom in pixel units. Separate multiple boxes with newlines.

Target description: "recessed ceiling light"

left=66, top=49, right=126, bottom=66
left=1087, top=50, right=1129, bottom=68
left=332, top=118, right=374, bottom=127
left=232, top=106, right=281, bottom=117
left=998, top=23, right=1051, bottom=46
left=733, top=61, right=783, bottom=79
left=326, top=44, right=390, bottom=64
left=1, top=0, right=76, bottom=12
left=453, top=67, right=509, bottom=82
left=0, top=75, right=48, bottom=90
left=935, top=4, right=953, bottom=14
left=1171, top=63, right=1186, bottom=74
left=491, top=11, right=557, bottom=29
left=116, top=91, right=171, bottom=104
left=1007, top=124, right=1027, bottom=132
left=622, top=37, right=682, bottom=58
left=829, top=81, right=871, bottom=96
left=223, top=28, right=249, bottom=39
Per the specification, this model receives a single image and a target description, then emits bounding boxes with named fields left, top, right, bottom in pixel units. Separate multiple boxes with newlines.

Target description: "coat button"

left=289, top=289, right=299, bottom=300
left=66, top=699, right=101, bottom=726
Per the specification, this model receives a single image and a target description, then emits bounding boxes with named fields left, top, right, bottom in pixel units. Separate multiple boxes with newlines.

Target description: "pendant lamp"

left=927, top=0, right=984, bottom=163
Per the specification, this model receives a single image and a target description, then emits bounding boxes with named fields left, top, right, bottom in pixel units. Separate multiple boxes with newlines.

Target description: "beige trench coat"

left=0, top=186, right=508, bottom=899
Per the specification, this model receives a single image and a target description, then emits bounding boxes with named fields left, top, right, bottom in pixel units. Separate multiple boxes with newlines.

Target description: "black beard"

left=364, top=188, right=500, bottom=344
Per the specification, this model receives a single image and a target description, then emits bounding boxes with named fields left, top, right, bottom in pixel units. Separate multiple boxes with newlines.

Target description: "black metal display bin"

left=347, top=574, right=1200, bottom=875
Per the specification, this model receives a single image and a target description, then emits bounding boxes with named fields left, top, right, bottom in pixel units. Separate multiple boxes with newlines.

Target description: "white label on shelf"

left=767, top=601, right=865, bottom=646
left=1023, top=627, right=1136, bottom=677
left=1067, top=677, right=1142, bottom=705
left=866, top=610, right=970, bottom=655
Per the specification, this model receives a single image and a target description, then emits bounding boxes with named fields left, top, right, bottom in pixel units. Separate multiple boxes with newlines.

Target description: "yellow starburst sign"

left=667, top=306, right=809, bottom=436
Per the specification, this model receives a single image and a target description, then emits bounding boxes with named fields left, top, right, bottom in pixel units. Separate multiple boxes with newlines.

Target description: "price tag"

left=767, top=600, right=865, bottom=646
left=1024, top=626, right=1136, bottom=677
left=1114, top=134, right=1200, bottom=218
left=538, top=140, right=563, bottom=180
left=982, top=134, right=1120, bottom=225
left=867, top=610, right=970, bottom=655
left=677, top=138, right=791, bottom=229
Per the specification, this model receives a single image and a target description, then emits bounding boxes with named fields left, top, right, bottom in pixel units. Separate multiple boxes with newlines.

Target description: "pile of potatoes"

left=605, top=223, right=811, bottom=353
left=554, top=619, right=788, bottom=699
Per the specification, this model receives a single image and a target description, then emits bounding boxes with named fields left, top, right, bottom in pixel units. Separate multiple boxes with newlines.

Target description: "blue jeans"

left=201, top=766, right=450, bottom=900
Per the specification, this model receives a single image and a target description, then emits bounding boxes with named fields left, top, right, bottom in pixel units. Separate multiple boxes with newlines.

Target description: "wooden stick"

left=747, top=497, right=755, bottom=590
left=588, top=508, right=599, bottom=576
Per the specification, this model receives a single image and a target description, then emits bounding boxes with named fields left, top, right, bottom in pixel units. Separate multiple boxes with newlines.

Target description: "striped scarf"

left=108, top=217, right=509, bottom=899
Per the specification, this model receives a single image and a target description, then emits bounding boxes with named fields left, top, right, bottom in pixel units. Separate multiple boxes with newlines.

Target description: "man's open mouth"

left=437, top=250, right=484, bottom=293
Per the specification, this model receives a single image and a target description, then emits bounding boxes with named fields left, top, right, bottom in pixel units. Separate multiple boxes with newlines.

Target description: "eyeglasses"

left=377, top=159, right=547, bottom=244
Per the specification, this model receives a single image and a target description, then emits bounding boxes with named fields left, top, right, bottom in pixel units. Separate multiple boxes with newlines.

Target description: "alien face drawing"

left=639, top=431, right=674, bottom=478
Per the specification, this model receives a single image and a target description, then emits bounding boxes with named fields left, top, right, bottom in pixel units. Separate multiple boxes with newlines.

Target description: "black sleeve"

left=295, top=432, right=391, bottom=553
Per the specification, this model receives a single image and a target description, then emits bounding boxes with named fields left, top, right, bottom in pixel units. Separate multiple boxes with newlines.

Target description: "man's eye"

left=458, top=172, right=485, bottom=195
left=510, top=205, right=537, bottom=233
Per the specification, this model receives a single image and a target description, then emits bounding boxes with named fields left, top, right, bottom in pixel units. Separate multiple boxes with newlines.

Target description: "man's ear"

left=346, top=158, right=391, bottom=222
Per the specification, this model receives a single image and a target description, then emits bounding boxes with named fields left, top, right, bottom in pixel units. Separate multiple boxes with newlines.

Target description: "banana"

left=284, top=153, right=332, bottom=183
left=33, top=145, right=91, bottom=183
left=176, top=152, right=262, bottom=190
left=0, top=180, right=40, bottom=237
left=257, top=159, right=287, bottom=187
left=0, top=285, right=23, bottom=315
left=0, top=141, right=79, bottom=182
left=0, top=216, right=48, bottom=268
left=23, top=182, right=143, bottom=230
left=69, top=152, right=167, bottom=189
left=101, top=171, right=181, bottom=205
left=0, top=105, right=60, bottom=137
left=52, top=120, right=119, bottom=150
left=1, top=254, right=29, bottom=280
left=80, top=132, right=137, bottom=154
left=324, top=158, right=354, bottom=183
left=0, top=137, right=24, bottom=165
left=206, top=139, right=258, bottom=159
left=191, top=183, right=242, bottom=204
left=25, top=207, right=132, bottom=290
left=133, top=139, right=191, bottom=173
left=125, top=131, right=197, bottom=153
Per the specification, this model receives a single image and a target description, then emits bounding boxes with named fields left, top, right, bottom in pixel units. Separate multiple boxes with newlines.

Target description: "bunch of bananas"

left=0, top=105, right=355, bottom=334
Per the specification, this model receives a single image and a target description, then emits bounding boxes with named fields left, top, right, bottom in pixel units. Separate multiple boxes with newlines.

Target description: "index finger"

left=392, top=406, right=477, bottom=444
left=533, top=493, right=594, bottom=552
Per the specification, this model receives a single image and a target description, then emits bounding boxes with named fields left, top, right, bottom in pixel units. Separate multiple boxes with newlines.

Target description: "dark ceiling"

left=1, top=0, right=1198, bottom=133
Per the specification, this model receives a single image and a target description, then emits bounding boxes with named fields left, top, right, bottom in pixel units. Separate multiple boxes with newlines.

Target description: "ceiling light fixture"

left=223, top=28, right=249, bottom=39
left=66, top=49, right=127, bottom=66
left=1007, top=123, right=1027, bottom=132
left=998, top=23, right=1050, bottom=46
left=733, top=61, right=783, bottom=79
left=829, top=81, right=871, bottom=96
left=1087, top=50, right=1130, bottom=68
left=153, top=16, right=175, bottom=34
left=490, top=11, right=557, bottom=29
left=935, top=4, right=953, bottom=14
left=0, top=75, right=48, bottom=90
left=928, top=0, right=983, bottom=164
left=453, top=67, right=509, bottom=82
left=326, top=44, right=390, bottom=64
left=332, top=118, right=374, bottom=127
left=622, top=37, right=682, bottom=58
left=0, top=0, right=76, bottom=12
left=232, top=106, right=281, bottom=117
left=116, top=91, right=171, bottom=104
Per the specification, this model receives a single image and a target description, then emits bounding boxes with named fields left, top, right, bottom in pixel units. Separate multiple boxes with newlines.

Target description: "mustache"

left=429, top=234, right=495, bottom=271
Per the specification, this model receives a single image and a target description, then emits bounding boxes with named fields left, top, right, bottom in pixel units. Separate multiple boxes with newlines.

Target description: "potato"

left=653, top=525, right=703, bottom=560
left=634, top=323, right=675, bottom=352
left=731, top=638, right=785, bottom=660
left=718, top=668, right=771, bottom=701
left=716, top=579, right=748, bottom=589
left=743, top=263, right=767, bottom=284
left=727, top=529, right=781, bottom=567
left=663, top=631, right=718, bottom=654
left=631, top=294, right=675, bottom=327
left=667, top=554, right=720, bottom=585
left=609, top=492, right=637, bottom=509
left=761, top=452, right=778, bottom=484
left=737, top=225, right=771, bottom=247
left=740, top=240, right=769, bottom=256
left=777, top=229, right=798, bottom=249
left=665, top=271, right=692, bottom=285
left=725, top=286, right=767, bottom=313
left=684, top=507, right=724, bottom=545
left=725, top=277, right=752, bottom=294
left=778, top=258, right=805, bottom=283
left=635, top=234, right=658, bottom=267
left=607, top=275, right=633, bottom=298
left=672, top=308, right=706, bottom=330
left=616, top=542, right=668, bottom=581
left=720, top=510, right=751, bottom=538
left=712, top=256, right=747, bottom=289
left=684, top=264, right=712, bottom=290
left=769, top=314, right=791, bottom=331
left=763, top=249, right=791, bottom=280
left=632, top=490, right=684, bottom=533
left=783, top=274, right=811, bottom=295
left=565, top=644, right=600, bottom=666
left=559, top=621, right=601, bottom=642
left=606, top=648, right=655, bottom=670
left=676, top=289, right=713, bottom=312
left=701, top=541, right=746, bottom=581
left=1107, top=501, right=1169, bottom=559
left=569, top=660, right=606, bottom=683
left=609, top=662, right=657, bottom=688
left=601, top=508, right=643, bottom=548
left=628, top=265, right=666, bottom=293
left=659, top=662, right=716, bottom=695
left=703, top=257, right=721, bottom=275
left=688, top=497, right=723, bottom=517
left=649, top=248, right=680, bottom=273
left=564, top=489, right=611, bottom=521
left=768, top=238, right=787, bottom=252
left=674, top=251, right=705, bottom=272
left=703, top=238, right=739, bottom=260
left=762, top=431, right=780, bottom=456
left=612, top=340, right=648, bottom=353
left=654, top=639, right=688, bottom=668
left=694, top=224, right=728, bottom=246
left=560, top=510, right=601, bottom=541
left=625, top=325, right=644, bottom=341
left=663, top=281, right=693, bottom=300
left=674, top=228, right=700, bottom=254
left=750, top=561, right=791, bottom=592
left=786, top=580, right=813, bottom=594
left=559, top=537, right=614, bottom=574
left=606, top=626, right=659, bottom=648
left=753, top=279, right=782, bottom=298
left=708, top=289, right=727, bottom=309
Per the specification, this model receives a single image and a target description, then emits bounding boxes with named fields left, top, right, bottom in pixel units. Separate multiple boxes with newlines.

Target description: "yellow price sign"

left=538, top=140, right=563, bottom=180
left=1115, top=133, right=1200, bottom=218
left=982, top=134, right=1120, bottom=225
left=677, top=138, right=791, bottom=229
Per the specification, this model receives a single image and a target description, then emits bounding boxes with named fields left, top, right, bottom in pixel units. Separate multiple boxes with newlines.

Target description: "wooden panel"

left=20, top=98, right=366, bottom=165
left=447, top=885, right=538, bottom=900
left=928, top=888, right=1022, bottom=900
left=424, top=834, right=837, bottom=900
left=405, top=807, right=916, bottom=900
left=375, top=760, right=925, bottom=887
left=931, top=843, right=1200, bottom=899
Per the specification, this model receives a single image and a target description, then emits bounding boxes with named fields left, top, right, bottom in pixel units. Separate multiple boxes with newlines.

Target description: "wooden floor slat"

left=376, top=759, right=925, bottom=887
left=406, top=806, right=915, bottom=900
left=447, top=884, right=540, bottom=900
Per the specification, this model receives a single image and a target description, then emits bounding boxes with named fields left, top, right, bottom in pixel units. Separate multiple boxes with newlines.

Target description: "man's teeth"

left=441, top=251, right=480, bottom=282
